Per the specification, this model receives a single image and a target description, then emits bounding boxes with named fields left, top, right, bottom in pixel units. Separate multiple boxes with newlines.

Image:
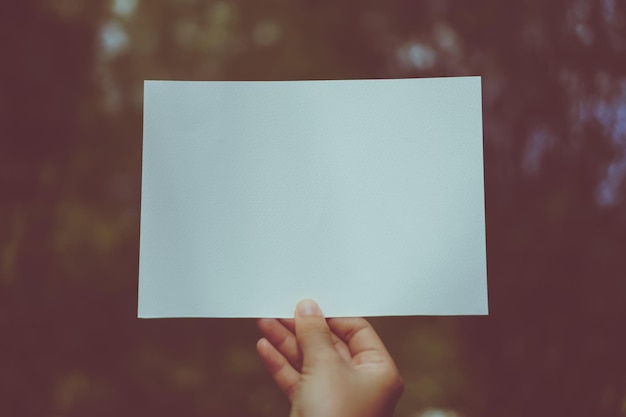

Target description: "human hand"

left=256, top=299, right=403, bottom=417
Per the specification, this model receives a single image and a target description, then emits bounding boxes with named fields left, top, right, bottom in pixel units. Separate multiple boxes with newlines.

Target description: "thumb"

left=294, top=299, right=336, bottom=365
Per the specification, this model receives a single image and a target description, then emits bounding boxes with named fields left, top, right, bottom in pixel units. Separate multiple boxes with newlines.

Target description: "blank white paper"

left=139, top=77, right=487, bottom=318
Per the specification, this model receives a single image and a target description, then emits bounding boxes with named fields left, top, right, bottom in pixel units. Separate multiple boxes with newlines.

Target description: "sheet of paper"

left=139, top=77, right=487, bottom=318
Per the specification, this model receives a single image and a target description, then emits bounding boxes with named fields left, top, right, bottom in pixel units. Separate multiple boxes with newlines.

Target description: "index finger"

left=327, top=317, right=392, bottom=360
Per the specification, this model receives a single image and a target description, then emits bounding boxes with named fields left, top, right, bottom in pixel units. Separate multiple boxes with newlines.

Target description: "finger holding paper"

left=257, top=300, right=404, bottom=417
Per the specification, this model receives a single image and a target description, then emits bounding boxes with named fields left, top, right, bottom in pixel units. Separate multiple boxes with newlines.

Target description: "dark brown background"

left=1, top=1, right=626, bottom=416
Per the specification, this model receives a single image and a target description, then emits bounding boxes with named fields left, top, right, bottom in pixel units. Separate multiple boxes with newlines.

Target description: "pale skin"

left=256, top=299, right=404, bottom=417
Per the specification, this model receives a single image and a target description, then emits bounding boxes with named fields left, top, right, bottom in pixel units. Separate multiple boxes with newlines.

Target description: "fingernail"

left=297, top=299, right=322, bottom=317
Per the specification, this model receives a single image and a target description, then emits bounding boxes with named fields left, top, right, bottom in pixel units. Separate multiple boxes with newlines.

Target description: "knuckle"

left=285, top=380, right=299, bottom=401
left=379, top=367, right=404, bottom=394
